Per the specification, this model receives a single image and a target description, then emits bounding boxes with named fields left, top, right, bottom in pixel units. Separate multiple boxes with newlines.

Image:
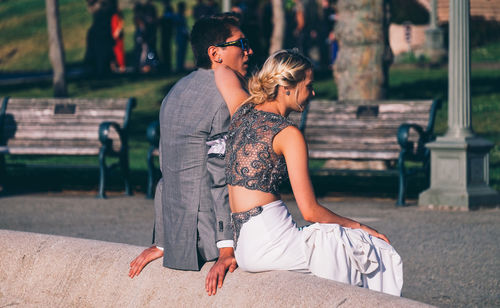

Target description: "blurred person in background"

left=110, top=0, right=126, bottom=73
left=84, top=0, right=114, bottom=76
left=174, top=1, right=189, bottom=72
left=160, top=0, right=175, bottom=73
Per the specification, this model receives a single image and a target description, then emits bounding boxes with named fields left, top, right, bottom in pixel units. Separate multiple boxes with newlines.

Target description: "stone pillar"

left=424, top=0, right=445, bottom=63
left=419, top=0, right=499, bottom=210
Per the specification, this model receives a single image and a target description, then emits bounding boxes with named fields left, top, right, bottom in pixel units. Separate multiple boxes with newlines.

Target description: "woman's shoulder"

left=233, top=102, right=255, bottom=118
left=272, top=124, right=306, bottom=155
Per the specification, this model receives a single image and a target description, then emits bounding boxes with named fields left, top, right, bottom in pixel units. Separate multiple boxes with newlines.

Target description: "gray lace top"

left=225, top=103, right=295, bottom=195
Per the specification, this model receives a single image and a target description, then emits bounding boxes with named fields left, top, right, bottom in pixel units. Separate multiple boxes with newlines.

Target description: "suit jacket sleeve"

left=152, top=142, right=164, bottom=247
left=207, top=104, right=233, bottom=243
left=152, top=178, right=164, bottom=247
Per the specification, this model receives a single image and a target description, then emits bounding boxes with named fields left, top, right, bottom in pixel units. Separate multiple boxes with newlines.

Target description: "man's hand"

left=205, top=247, right=237, bottom=296
left=128, top=246, right=164, bottom=278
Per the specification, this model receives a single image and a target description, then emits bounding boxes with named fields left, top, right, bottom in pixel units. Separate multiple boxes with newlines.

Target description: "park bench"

left=0, top=97, right=136, bottom=198
left=144, top=99, right=441, bottom=204
left=288, top=99, right=442, bottom=206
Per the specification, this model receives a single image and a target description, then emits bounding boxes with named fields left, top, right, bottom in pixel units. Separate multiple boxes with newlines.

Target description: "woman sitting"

left=215, top=49, right=403, bottom=296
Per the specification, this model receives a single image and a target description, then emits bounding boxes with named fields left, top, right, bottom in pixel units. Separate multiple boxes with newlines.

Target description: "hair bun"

left=242, top=49, right=313, bottom=106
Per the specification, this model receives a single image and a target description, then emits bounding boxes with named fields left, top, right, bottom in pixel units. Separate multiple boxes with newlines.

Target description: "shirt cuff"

left=155, top=246, right=164, bottom=251
left=216, top=240, right=234, bottom=249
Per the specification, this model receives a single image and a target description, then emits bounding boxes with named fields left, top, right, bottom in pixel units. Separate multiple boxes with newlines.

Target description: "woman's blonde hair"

left=244, top=49, right=313, bottom=105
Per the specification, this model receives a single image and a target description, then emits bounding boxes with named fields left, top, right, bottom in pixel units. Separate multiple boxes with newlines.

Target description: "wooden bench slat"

left=304, top=128, right=396, bottom=137
left=310, top=99, right=434, bottom=106
left=6, top=139, right=102, bottom=146
left=7, top=98, right=130, bottom=108
left=6, top=110, right=126, bottom=118
left=308, top=150, right=399, bottom=160
left=3, top=137, right=121, bottom=148
left=4, top=123, right=122, bottom=132
left=303, top=127, right=422, bottom=136
left=6, top=141, right=122, bottom=153
left=306, top=135, right=397, bottom=145
left=302, top=114, right=431, bottom=122
left=298, top=107, right=433, bottom=116
left=2, top=117, right=125, bottom=126
left=378, top=104, right=432, bottom=113
left=302, top=121, right=425, bottom=130
left=6, top=109, right=128, bottom=118
left=4, top=123, right=118, bottom=130
left=7, top=147, right=101, bottom=155
left=6, top=106, right=129, bottom=114
left=4, top=131, right=119, bottom=140
left=308, top=142, right=401, bottom=150
left=303, top=125, right=425, bottom=132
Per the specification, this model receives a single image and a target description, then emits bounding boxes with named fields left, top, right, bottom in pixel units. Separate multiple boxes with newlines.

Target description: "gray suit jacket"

left=153, top=68, right=232, bottom=271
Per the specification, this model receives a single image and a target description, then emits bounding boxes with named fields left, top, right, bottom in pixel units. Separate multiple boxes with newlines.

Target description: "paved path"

left=0, top=194, right=498, bottom=307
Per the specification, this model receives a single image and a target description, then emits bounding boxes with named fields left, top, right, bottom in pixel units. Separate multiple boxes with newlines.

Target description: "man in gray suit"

left=129, top=15, right=253, bottom=296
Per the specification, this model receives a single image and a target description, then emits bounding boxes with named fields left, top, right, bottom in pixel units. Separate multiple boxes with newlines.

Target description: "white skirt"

left=234, top=200, right=403, bottom=296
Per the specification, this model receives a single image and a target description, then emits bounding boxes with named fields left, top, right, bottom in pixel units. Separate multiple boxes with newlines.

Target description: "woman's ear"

left=207, top=46, right=222, bottom=65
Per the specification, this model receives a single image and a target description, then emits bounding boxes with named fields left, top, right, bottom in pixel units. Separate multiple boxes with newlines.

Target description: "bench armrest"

left=397, top=123, right=426, bottom=154
left=99, top=121, right=125, bottom=151
left=146, top=120, right=160, bottom=148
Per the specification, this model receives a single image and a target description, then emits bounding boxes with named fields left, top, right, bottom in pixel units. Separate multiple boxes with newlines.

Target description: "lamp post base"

left=418, top=136, right=500, bottom=211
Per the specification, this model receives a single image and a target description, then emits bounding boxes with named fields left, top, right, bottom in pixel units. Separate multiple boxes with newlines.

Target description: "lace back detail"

left=225, top=103, right=295, bottom=195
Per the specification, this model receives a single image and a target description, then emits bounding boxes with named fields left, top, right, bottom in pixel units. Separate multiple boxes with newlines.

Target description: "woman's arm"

left=274, top=126, right=390, bottom=243
left=214, top=66, right=249, bottom=116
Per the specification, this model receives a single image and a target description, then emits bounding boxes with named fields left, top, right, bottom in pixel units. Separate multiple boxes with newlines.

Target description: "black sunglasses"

left=214, top=38, right=250, bottom=52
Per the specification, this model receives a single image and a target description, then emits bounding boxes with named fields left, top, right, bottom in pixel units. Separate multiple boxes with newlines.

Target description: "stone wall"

left=0, top=230, right=431, bottom=307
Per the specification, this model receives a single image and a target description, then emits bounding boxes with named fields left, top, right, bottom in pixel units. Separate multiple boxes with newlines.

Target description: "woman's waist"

left=231, top=200, right=284, bottom=216
left=228, top=185, right=280, bottom=213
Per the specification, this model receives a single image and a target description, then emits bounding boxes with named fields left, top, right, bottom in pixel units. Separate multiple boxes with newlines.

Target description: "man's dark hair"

left=190, top=14, right=240, bottom=69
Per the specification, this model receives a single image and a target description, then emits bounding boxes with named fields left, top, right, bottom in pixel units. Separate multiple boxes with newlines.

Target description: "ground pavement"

left=0, top=193, right=498, bottom=307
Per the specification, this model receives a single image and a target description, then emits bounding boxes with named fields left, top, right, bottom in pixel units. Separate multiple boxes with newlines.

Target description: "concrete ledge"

left=0, top=230, right=431, bottom=307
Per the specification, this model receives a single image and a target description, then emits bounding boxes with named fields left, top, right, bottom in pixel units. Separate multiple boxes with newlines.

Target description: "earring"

left=217, top=59, right=222, bottom=63
left=285, top=90, right=290, bottom=96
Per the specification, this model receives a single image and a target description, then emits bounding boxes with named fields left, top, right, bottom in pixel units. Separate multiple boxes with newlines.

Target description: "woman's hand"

left=359, top=224, right=390, bottom=244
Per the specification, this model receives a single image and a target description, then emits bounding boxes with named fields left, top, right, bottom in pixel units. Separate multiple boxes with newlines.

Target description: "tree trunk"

left=334, top=0, right=392, bottom=100
left=269, top=0, right=285, bottom=54
left=45, top=0, right=68, bottom=97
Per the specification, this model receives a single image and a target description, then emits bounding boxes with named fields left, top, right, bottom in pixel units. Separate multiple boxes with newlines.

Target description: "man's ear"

left=207, top=46, right=221, bottom=64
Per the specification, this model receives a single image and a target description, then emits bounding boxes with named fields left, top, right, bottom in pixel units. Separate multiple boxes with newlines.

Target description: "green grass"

left=0, top=0, right=195, bottom=72
left=1, top=0, right=499, bottom=196
left=0, top=0, right=91, bottom=71
left=472, top=41, right=500, bottom=62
